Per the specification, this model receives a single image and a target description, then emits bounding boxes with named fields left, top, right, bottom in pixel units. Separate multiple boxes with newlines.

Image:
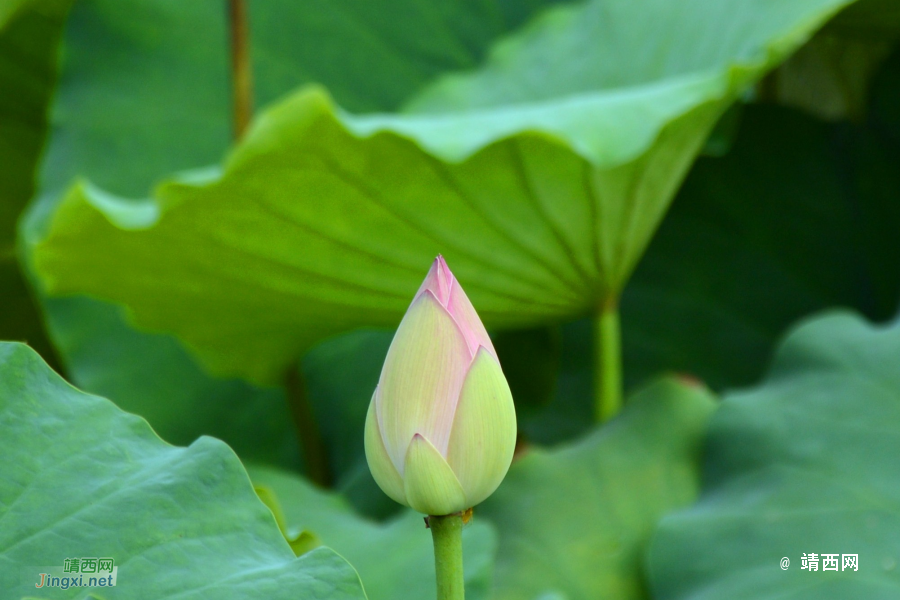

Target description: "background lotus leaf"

left=648, top=312, right=900, bottom=599
left=0, top=342, right=366, bottom=600
left=479, top=378, right=717, bottom=600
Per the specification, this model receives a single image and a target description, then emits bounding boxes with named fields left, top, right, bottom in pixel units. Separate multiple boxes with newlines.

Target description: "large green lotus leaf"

left=513, top=56, right=900, bottom=445
left=647, top=311, right=900, bottom=599
left=519, top=99, right=900, bottom=446
left=334, top=86, right=900, bottom=454
left=0, top=0, right=69, bottom=368
left=0, top=342, right=366, bottom=600
left=306, top=80, right=900, bottom=468
left=16, top=0, right=561, bottom=466
left=477, top=378, right=716, bottom=600
left=249, top=465, right=496, bottom=600
left=29, top=0, right=857, bottom=384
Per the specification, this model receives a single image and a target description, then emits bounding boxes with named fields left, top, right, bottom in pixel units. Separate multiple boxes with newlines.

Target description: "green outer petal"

left=446, top=348, right=517, bottom=507
left=378, top=290, right=471, bottom=467
left=364, top=392, right=408, bottom=507
left=403, top=433, right=468, bottom=515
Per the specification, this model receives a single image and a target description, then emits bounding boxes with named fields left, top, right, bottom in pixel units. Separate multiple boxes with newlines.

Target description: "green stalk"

left=430, top=514, right=465, bottom=600
left=594, top=297, right=622, bottom=423
left=284, top=366, right=331, bottom=487
left=228, top=0, right=253, bottom=139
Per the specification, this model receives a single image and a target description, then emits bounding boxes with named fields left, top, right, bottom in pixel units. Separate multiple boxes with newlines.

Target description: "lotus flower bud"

left=364, top=256, right=517, bottom=515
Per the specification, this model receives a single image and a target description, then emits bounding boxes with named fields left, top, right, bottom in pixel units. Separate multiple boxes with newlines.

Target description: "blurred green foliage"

left=0, top=0, right=67, bottom=368
left=649, top=312, right=900, bottom=598
left=1, top=0, right=899, bottom=599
